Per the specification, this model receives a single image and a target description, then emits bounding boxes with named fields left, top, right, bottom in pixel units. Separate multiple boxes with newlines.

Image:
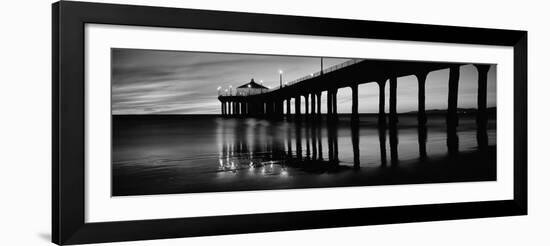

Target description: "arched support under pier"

left=326, top=90, right=333, bottom=116
left=351, top=84, right=358, bottom=119
left=286, top=98, right=291, bottom=116
left=304, top=94, right=309, bottom=116
left=389, top=77, right=397, bottom=123
left=378, top=80, right=386, bottom=124
left=316, top=93, right=322, bottom=117
left=311, top=93, right=316, bottom=115
left=474, top=64, right=490, bottom=124
left=447, top=66, right=460, bottom=155
left=295, top=96, right=301, bottom=117
left=416, top=73, right=427, bottom=124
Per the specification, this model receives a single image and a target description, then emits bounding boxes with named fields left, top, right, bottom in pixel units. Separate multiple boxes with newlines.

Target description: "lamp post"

left=321, top=57, right=324, bottom=75
left=229, top=85, right=232, bottom=95
left=279, top=70, right=283, bottom=88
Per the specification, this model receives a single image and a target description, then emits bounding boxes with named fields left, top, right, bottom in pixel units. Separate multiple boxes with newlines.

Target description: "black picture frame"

left=52, top=1, right=527, bottom=245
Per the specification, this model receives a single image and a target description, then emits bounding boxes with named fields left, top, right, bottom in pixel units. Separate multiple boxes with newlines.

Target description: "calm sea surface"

left=112, top=115, right=496, bottom=196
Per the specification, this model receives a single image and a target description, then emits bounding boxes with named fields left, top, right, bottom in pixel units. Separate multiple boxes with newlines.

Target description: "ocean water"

left=112, top=114, right=496, bottom=196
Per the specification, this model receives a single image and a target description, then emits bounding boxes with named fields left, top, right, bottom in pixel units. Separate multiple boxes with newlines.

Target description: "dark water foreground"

left=112, top=114, right=496, bottom=196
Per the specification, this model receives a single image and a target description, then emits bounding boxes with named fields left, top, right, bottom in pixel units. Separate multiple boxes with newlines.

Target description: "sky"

left=112, top=48, right=496, bottom=115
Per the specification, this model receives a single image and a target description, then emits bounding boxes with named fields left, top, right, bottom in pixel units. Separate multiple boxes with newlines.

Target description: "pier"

left=218, top=59, right=491, bottom=125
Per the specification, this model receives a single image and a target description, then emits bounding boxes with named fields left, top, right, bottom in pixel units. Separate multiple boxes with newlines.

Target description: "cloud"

left=111, top=48, right=497, bottom=115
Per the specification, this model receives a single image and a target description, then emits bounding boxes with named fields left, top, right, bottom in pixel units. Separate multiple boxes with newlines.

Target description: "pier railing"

left=269, top=58, right=363, bottom=92
left=218, top=88, right=269, bottom=97
left=218, top=58, right=363, bottom=97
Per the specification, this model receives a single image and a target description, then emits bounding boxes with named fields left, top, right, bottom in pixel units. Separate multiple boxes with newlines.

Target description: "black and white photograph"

left=2, top=0, right=542, bottom=245
left=111, top=48, right=497, bottom=196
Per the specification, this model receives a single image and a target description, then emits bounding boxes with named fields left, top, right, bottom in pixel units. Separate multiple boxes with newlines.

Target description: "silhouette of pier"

left=218, top=59, right=491, bottom=129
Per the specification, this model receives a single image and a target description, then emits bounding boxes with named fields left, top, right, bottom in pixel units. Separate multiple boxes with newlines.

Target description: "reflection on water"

left=112, top=115, right=496, bottom=196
